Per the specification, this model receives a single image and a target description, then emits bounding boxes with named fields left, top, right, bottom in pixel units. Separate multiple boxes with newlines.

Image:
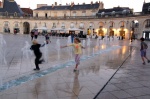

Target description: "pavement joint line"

left=0, top=46, right=121, bottom=93
left=93, top=46, right=135, bottom=99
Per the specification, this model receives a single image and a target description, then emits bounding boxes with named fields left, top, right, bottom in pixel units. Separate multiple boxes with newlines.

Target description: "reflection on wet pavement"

left=0, top=34, right=133, bottom=99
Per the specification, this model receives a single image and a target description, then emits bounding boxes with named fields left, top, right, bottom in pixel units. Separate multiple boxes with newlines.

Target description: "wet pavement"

left=0, top=33, right=149, bottom=99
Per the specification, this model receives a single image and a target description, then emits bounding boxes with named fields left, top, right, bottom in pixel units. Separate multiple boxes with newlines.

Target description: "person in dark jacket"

left=30, top=40, right=45, bottom=70
left=45, top=34, right=51, bottom=44
left=31, top=31, right=34, bottom=41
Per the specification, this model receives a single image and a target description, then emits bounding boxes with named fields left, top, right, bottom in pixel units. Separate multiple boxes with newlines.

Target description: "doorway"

left=23, top=22, right=30, bottom=34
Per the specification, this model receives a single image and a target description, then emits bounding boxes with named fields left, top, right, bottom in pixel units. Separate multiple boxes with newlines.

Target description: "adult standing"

left=31, top=30, right=34, bottom=41
left=34, top=30, right=38, bottom=39
left=71, top=33, right=75, bottom=43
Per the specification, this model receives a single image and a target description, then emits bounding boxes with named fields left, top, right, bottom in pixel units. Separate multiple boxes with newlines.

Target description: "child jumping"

left=30, top=40, right=45, bottom=71
left=61, top=38, right=85, bottom=72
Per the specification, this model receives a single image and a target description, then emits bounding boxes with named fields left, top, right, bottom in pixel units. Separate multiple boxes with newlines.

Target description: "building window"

left=120, top=22, right=124, bottom=28
left=15, top=23, right=19, bottom=27
left=36, top=13, right=38, bottom=17
left=4, top=22, right=9, bottom=27
left=145, top=19, right=150, bottom=28
left=54, top=12, right=57, bottom=17
left=14, top=12, right=17, bottom=17
left=79, top=23, right=84, bottom=29
left=52, top=23, right=56, bottom=28
left=5, top=11, right=8, bottom=16
left=34, top=23, right=37, bottom=28
left=45, top=13, right=48, bottom=18
left=82, top=13, right=86, bottom=16
left=73, top=13, right=76, bottom=17
left=61, top=23, right=65, bottom=29
left=148, top=6, right=150, bottom=11
left=89, top=23, right=93, bottom=29
left=92, top=12, right=96, bottom=16
left=70, top=23, right=74, bottom=28
left=44, top=23, right=46, bottom=27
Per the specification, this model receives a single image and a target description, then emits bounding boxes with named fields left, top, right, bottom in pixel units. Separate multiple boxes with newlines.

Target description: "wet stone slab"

left=0, top=34, right=133, bottom=99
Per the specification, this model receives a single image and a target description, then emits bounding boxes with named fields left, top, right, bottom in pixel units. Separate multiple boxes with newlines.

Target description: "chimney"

left=9, top=0, right=15, bottom=2
left=95, top=1, right=98, bottom=4
left=37, top=4, right=47, bottom=8
left=0, top=1, right=4, bottom=8
left=83, top=2, right=85, bottom=5
left=55, top=2, right=57, bottom=6
left=71, top=2, right=74, bottom=7
left=0, top=1, right=2, bottom=7
left=59, top=4, right=62, bottom=6
left=91, top=1, right=93, bottom=5
left=52, top=4, right=54, bottom=8
left=66, top=3, right=68, bottom=5
left=78, top=3, right=79, bottom=5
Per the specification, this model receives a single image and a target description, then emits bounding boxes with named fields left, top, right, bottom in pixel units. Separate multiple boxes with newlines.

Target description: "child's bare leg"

left=75, top=64, right=78, bottom=69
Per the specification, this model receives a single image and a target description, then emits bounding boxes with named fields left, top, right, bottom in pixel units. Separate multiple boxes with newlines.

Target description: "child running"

left=61, top=38, right=85, bottom=72
left=140, top=37, right=150, bottom=65
left=30, top=40, right=45, bottom=71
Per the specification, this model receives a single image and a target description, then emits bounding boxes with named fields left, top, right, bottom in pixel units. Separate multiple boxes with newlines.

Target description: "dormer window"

left=5, top=11, right=8, bottom=16
left=14, top=12, right=17, bottom=17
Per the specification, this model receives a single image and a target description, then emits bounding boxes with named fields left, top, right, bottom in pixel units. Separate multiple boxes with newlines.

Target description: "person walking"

left=45, top=34, right=51, bottom=44
left=61, top=38, right=85, bottom=72
left=30, top=40, right=45, bottom=70
left=31, top=30, right=34, bottom=41
left=140, top=37, right=150, bottom=65
left=34, top=30, right=38, bottom=39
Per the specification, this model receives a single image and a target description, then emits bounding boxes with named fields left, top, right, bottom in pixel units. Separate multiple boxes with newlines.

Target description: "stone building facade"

left=0, top=0, right=150, bottom=40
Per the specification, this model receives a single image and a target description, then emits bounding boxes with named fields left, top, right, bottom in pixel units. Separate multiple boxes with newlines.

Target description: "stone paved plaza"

left=0, top=33, right=150, bottom=99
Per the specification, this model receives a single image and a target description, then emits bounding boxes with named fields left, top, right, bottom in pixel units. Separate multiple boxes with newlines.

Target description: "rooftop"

left=35, top=3, right=100, bottom=11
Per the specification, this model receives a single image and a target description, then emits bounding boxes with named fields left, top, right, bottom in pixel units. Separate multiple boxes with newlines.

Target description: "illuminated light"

left=143, top=33, right=145, bottom=38
left=122, top=46, right=126, bottom=54
left=149, top=33, right=150, bottom=39
left=101, top=45, right=105, bottom=49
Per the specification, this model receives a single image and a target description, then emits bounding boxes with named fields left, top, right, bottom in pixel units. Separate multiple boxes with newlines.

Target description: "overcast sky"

left=15, top=0, right=150, bottom=12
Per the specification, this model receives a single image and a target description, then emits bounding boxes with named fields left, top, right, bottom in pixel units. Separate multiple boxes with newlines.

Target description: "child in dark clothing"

left=30, top=40, right=45, bottom=70
left=45, top=34, right=51, bottom=44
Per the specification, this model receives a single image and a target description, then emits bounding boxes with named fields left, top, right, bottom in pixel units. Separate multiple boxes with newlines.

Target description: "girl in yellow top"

left=61, top=38, right=85, bottom=72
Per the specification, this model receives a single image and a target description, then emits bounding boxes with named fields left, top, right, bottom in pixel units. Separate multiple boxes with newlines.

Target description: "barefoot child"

left=140, top=37, right=150, bottom=65
left=61, top=38, right=85, bottom=71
